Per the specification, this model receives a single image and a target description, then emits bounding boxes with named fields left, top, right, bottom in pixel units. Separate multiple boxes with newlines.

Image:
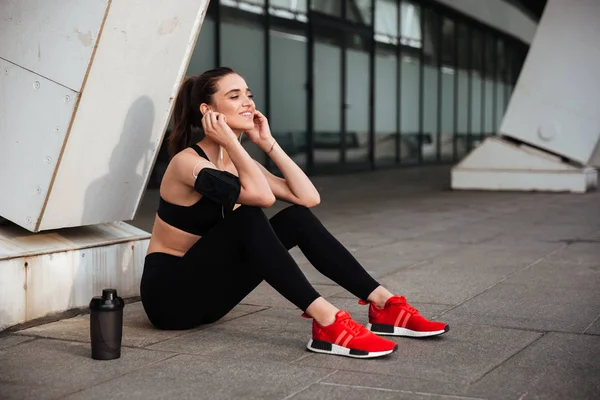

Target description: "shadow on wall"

left=150, top=125, right=204, bottom=188
left=74, top=96, right=156, bottom=317
left=82, top=96, right=156, bottom=227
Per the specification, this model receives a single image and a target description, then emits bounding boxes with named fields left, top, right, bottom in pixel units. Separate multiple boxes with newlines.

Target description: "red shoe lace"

left=339, top=314, right=366, bottom=336
left=360, top=296, right=420, bottom=315
left=389, top=296, right=419, bottom=314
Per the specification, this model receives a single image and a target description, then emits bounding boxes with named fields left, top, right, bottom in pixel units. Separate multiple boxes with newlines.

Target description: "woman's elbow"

left=302, top=194, right=320, bottom=208
left=257, top=192, right=276, bottom=208
left=240, top=187, right=276, bottom=208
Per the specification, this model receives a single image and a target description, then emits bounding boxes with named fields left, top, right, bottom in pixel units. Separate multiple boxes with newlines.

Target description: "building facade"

left=153, top=0, right=531, bottom=181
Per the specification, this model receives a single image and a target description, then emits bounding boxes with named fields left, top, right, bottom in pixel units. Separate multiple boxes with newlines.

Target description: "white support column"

left=0, top=0, right=210, bottom=329
left=451, top=0, right=599, bottom=193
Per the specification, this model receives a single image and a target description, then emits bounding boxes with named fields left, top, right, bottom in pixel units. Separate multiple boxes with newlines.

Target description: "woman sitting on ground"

left=140, top=67, right=448, bottom=359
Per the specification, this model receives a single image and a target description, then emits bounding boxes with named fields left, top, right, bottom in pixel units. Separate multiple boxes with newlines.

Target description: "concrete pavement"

left=1, top=166, right=599, bottom=399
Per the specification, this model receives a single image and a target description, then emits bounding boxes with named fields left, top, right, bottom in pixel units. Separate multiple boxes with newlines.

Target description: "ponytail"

left=168, top=76, right=197, bottom=158
left=167, top=67, right=237, bottom=158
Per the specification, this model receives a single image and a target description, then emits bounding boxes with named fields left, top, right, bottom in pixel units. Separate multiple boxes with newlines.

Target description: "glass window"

left=375, top=0, right=398, bottom=41
left=220, top=7, right=266, bottom=161
left=220, top=0, right=265, bottom=14
left=375, top=42, right=398, bottom=166
left=269, top=25, right=308, bottom=170
left=440, top=16, right=455, bottom=68
left=345, top=35, right=371, bottom=164
left=440, top=17, right=455, bottom=160
left=400, top=1, right=421, bottom=48
left=400, top=55, right=421, bottom=163
left=313, top=32, right=343, bottom=167
left=269, top=0, right=308, bottom=20
left=311, top=0, right=343, bottom=17
left=495, top=39, right=506, bottom=132
left=166, top=16, right=216, bottom=133
left=470, top=28, right=483, bottom=149
left=484, top=33, right=495, bottom=136
left=374, top=0, right=398, bottom=166
left=271, top=0, right=307, bottom=12
left=347, top=0, right=373, bottom=25
left=186, top=17, right=216, bottom=76
left=456, top=23, right=469, bottom=158
left=422, top=7, right=440, bottom=162
left=399, top=1, right=421, bottom=163
left=505, top=44, right=516, bottom=109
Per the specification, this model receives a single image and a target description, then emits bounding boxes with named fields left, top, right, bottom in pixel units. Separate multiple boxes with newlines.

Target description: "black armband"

left=194, top=168, right=241, bottom=211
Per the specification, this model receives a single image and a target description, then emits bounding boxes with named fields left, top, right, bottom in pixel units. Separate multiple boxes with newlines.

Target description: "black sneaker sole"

left=306, top=339, right=397, bottom=359
left=367, top=323, right=450, bottom=337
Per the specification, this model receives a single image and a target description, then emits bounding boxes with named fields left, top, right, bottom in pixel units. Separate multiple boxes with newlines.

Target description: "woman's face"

left=210, top=73, right=255, bottom=133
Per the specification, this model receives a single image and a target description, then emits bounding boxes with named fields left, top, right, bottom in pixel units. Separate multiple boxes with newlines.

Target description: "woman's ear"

left=199, top=103, right=210, bottom=115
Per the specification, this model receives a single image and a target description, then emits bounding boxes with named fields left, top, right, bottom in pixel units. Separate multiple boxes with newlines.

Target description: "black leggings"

left=140, top=205, right=380, bottom=330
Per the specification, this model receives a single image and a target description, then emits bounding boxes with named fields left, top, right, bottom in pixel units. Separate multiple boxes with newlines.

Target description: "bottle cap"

left=102, top=289, right=117, bottom=300
left=89, top=288, right=124, bottom=311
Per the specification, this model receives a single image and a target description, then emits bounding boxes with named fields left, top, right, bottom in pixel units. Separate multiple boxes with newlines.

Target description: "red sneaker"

left=304, top=310, right=398, bottom=358
left=360, top=296, right=449, bottom=337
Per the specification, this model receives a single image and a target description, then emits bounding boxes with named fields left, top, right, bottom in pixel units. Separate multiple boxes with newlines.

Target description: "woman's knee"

left=230, top=205, right=275, bottom=236
left=274, top=204, right=314, bottom=223
left=232, top=205, right=269, bottom=222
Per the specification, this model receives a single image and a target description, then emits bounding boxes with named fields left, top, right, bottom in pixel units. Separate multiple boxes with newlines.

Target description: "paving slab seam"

left=469, top=332, right=545, bottom=386
left=437, top=244, right=569, bottom=317
left=324, top=288, right=351, bottom=298
left=544, top=226, right=600, bottom=244
left=289, top=353, right=315, bottom=365
left=306, top=365, right=463, bottom=385
left=137, top=306, right=271, bottom=349
left=56, top=353, right=180, bottom=400
left=376, top=260, right=430, bottom=280
left=582, top=332, right=600, bottom=336
left=0, top=335, right=37, bottom=350
left=516, top=391, right=529, bottom=400
left=279, top=370, right=339, bottom=400
left=8, top=334, right=183, bottom=356
left=317, top=382, right=488, bottom=400
left=322, top=260, right=432, bottom=295
left=14, top=333, right=88, bottom=344
left=402, top=204, right=538, bottom=244
left=13, top=328, right=209, bottom=350
left=437, top=321, right=576, bottom=335
left=147, top=347, right=335, bottom=367
left=582, top=313, right=600, bottom=335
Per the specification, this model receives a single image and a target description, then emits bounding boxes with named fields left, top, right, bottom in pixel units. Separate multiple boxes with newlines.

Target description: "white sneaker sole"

left=306, top=339, right=397, bottom=359
left=366, top=323, right=449, bottom=337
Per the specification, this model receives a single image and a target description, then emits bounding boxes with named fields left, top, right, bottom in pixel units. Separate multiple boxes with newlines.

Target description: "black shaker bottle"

left=89, top=288, right=125, bottom=360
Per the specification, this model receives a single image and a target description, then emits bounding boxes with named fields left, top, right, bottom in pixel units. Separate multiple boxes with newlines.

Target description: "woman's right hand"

left=201, top=110, right=237, bottom=149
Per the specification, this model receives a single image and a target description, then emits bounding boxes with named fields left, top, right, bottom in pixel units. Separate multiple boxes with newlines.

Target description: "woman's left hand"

left=246, top=110, right=274, bottom=152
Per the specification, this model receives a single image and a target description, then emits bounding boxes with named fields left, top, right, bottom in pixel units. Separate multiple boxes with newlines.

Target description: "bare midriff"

left=146, top=203, right=242, bottom=258
left=146, top=215, right=202, bottom=258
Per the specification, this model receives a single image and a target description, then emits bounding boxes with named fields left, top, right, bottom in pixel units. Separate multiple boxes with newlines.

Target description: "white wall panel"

left=0, top=59, right=77, bottom=230
left=452, top=0, right=599, bottom=193
left=39, top=0, right=210, bottom=230
left=1, top=0, right=209, bottom=232
left=0, top=0, right=107, bottom=91
left=500, top=0, right=600, bottom=165
left=0, top=222, right=149, bottom=330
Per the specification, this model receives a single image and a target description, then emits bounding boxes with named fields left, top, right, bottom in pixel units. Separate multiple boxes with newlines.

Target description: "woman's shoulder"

left=168, top=148, right=215, bottom=180
left=172, top=147, right=208, bottom=164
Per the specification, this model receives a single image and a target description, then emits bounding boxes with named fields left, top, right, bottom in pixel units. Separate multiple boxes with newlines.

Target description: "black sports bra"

left=157, top=144, right=239, bottom=235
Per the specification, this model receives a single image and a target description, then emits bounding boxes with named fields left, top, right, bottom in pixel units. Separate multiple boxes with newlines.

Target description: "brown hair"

left=168, top=67, right=236, bottom=157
